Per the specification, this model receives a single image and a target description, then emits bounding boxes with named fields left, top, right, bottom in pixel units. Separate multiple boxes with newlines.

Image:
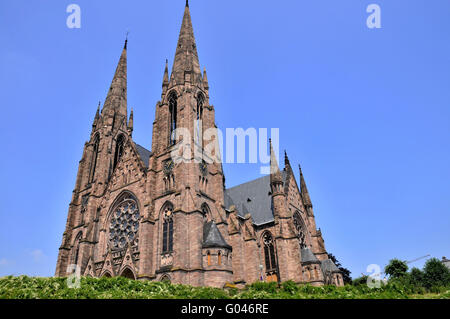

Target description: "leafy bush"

left=0, top=276, right=448, bottom=299
left=409, top=267, right=424, bottom=287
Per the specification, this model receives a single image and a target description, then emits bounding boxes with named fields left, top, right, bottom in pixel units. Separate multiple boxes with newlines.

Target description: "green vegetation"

left=0, top=275, right=449, bottom=299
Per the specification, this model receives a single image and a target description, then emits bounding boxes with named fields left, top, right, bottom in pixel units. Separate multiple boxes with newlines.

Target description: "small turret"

left=127, top=108, right=134, bottom=134
left=269, top=139, right=283, bottom=193
left=92, top=102, right=101, bottom=128
left=203, top=67, right=209, bottom=90
left=162, top=59, right=169, bottom=92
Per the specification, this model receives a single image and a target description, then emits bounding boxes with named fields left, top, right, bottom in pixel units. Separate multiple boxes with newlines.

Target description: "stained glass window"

left=109, top=194, right=139, bottom=250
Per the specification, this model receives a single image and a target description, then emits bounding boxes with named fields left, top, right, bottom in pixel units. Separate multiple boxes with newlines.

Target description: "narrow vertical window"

left=263, top=232, right=278, bottom=282
left=113, top=134, right=125, bottom=170
left=218, top=251, right=222, bottom=265
left=207, top=251, right=211, bottom=266
left=162, top=203, right=174, bottom=253
left=168, top=93, right=177, bottom=145
left=89, top=134, right=99, bottom=182
left=195, top=93, right=204, bottom=146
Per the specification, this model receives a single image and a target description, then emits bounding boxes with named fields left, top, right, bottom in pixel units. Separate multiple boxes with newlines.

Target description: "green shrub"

left=0, top=276, right=448, bottom=299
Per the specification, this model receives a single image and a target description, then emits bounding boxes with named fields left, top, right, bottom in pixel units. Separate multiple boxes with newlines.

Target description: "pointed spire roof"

left=284, top=150, right=291, bottom=170
left=171, top=1, right=202, bottom=84
left=102, top=40, right=128, bottom=118
left=299, top=165, right=312, bottom=208
left=301, top=247, right=320, bottom=264
left=270, top=139, right=282, bottom=183
left=202, top=221, right=231, bottom=249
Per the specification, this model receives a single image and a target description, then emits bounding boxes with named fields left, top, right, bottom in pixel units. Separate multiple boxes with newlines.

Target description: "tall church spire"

left=171, top=1, right=201, bottom=85
left=102, top=40, right=128, bottom=119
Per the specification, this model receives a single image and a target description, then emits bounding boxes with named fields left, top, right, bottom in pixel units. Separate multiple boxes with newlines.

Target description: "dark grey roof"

left=224, top=172, right=287, bottom=226
left=203, top=221, right=231, bottom=249
left=301, top=247, right=320, bottom=264
left=321, top=259, right=340, bottom=273
left=134, top=143, right=152, bottom=168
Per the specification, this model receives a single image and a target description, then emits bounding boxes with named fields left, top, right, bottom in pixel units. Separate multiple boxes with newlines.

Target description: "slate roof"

left=224, top=172, right=287, bottom=226
left=202, top=221, right=231, bottom=249
left=301, top=247, right=320, bottom=264
left=321, top=259, right=340, bottom=273
left=134, top=143, right=152, bottom=168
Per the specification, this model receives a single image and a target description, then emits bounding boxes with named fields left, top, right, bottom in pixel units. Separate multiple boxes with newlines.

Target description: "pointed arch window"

left=162, top=203, right=174, bottom=253
left=89, top=134, right=100, bottom=182
left=201, top=203, right=210, bottom=222
left=168, top=92, right=178, bottom=146
left=195, top=93, right=204, bottom=146
left=73, top=232, right=82, bottom=268
left=262, top=232, right=278, bottom=282
left=293, top=211, right=307, bottom=249
left=113, top=134, right=125, bottom=170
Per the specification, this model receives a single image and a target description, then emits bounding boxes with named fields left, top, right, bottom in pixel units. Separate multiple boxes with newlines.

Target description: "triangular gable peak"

left=118, top=244, right=137, bottom=275
left=99, top=250, right=115, bottom=277
left=83, top=257, right=96, bottom=277
left=107, top=139, right=147, bottom=192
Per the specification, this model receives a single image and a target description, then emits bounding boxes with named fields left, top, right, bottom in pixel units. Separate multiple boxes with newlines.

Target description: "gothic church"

left=55, top=2, right=344, bottom=288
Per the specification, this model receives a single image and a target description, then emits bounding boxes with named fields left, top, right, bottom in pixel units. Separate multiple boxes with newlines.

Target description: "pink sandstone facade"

left=55, top=2, right=344, bottom=288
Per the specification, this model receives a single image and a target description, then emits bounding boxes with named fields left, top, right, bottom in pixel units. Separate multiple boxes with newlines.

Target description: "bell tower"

left=147, top=1, right=231, bottom=286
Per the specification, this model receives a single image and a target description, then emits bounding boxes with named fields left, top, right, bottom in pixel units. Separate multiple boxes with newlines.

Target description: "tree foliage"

left=422, top=258, right=450, bottom=289
left=385, top=259, right=408, bottom=279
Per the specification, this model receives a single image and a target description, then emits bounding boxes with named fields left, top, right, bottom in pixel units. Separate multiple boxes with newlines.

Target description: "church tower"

left=145, top=0, right=231, bottom=286
left=55, top=40, right=134, bottom=277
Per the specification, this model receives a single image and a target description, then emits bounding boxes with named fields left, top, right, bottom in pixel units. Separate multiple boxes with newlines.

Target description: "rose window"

left=109, top=195, right=140, bottom=250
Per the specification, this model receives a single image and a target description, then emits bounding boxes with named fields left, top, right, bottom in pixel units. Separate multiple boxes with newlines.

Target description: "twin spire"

left=269, top=140, right=313, bottom=208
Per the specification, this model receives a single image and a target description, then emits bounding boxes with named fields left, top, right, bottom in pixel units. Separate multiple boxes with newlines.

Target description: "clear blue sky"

left=0, top=0, right=449, bottom=279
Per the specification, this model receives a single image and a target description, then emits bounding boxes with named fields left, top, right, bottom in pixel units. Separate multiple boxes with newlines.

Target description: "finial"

left=124, top=30, right=129, bottom=49
left=186, top=0, right=189, bottom=7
